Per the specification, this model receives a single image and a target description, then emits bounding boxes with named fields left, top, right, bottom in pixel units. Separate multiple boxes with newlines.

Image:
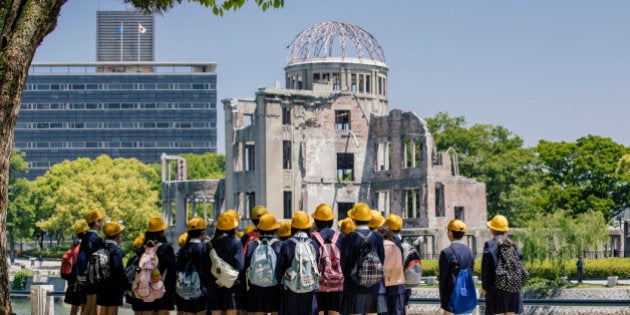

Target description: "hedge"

left=420, top=258, right=630, bottom=279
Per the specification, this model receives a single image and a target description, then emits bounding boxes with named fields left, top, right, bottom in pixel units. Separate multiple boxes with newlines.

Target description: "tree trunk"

left=0, top=1, right=67, bottom=313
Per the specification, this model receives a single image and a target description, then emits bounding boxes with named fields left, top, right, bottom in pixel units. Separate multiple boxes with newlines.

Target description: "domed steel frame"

left=287, top=21, right=386, bottom=65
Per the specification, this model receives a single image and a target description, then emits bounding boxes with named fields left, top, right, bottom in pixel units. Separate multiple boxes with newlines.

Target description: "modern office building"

left=223, top=21, right=488, bottom=256
left=15, top=62, right=218, bottom=179
left=97, top=10, right=154, bottom=62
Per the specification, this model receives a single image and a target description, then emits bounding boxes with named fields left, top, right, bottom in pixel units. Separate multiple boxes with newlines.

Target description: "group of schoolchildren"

left=62, top=202, right=426, bottom=315
left=438, top=215, right=525, bottom=315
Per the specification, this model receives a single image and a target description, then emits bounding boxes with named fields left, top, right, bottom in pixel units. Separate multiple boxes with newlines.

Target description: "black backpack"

left=495, top=243, right=528, bottom=292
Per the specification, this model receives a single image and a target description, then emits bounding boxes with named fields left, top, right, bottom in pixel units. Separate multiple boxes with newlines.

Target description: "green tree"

left=536, top=135, right=630, bottom=219
left=517, top=209, right=607, bottom=279
left=7, top=150, right=35, bottom=260
left=34, top=155, right=161, bottom=243
left=0, top=1, right=283, bottom=310
left=180, top=153, right=226, bottom=179
left=426, top=112, right=543, bottom=225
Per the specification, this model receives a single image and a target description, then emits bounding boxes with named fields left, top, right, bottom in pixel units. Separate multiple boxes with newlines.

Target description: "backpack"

left=87, top=243, right=111, bottom=286
left=495, top=243, right=529, bottom=292
left=60, top=244, right=80, bottom=281
left=282, top=233, right=320, bottom=293
left=383, top=239, right=405, bottom=287
left=447, top=246, right=477, bottom=314
left=350, top=231, right=384, bottom=287
left=209, top=241, right=240, bottom=288
left=247, top=238, right=278, bottom=287
left=124, top=257, right=139, bottom=299
left=401, top=241, right=423, bottom=287
left=312, top=231, right=344, bottom=292
left=243, top=230, right=260, bottom=254
left=132, top=241, right=166, bottom=302
left=175, top=253, right=203, bottom=301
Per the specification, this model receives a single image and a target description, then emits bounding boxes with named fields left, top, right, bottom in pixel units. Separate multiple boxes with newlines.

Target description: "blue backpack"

left=247, top=238, right=278, bottom=287
left=447, top=247, right=477, bottom=314
left=282, top=233, right=319, bottom=293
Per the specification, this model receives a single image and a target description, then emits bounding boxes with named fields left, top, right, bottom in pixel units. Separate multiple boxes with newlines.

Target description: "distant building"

left=97, top=10, right=154, bottom=62
left=14, top=10, right=216, bottom=179
left=222, top=21, right=488, bottom=256
left=15, top=62, right=218, bottom=179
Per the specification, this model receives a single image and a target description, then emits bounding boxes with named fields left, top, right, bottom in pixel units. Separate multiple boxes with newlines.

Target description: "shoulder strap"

left=331, top=231, right=340, bottom=244
left=312, top=231, right=324, bottom=246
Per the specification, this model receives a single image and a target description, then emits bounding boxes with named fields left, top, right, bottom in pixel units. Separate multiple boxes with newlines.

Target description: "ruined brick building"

left=222, top=21, right=488, bottom=256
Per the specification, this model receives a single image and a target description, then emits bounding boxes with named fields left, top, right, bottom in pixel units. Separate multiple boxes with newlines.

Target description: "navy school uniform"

left=207, top=233, right=245, bottom=311
left=134, top=242, right=177, bottom=312
left=339, top=226, right=387, bottom=315
left=97, top=240, right=126, bottom=306
left=438, top=240, right=474, bottom=313
left=277, top=231, right=319, bottom=315
left=244, top=233, right=283, bottom=312
left=77, top=230, right=103, bottom=295
left=482, top=236, right=524, bottom=315
left=175, top=239, right=211, bottom=313
left=385, top=235, right=406, bottom=315
left=310, top=228, right=344, bottom=313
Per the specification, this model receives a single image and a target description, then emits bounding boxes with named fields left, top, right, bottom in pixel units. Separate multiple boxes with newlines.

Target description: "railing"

left=409, top=297, right=630, bottom=306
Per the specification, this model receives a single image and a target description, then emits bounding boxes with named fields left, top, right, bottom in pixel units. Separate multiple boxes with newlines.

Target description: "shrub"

left=11, top=270, right=35, bottom=291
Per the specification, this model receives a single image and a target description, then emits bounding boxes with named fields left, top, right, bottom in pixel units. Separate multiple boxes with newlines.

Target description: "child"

left=438, top=219, right=475, bottom=315
left=176, top=217, right=210, bottom=315
left=97, top=221, right=126, bottom=315
left=244, top=213, right=283, bottom=315
left=278, top=211, right=319, bottom=315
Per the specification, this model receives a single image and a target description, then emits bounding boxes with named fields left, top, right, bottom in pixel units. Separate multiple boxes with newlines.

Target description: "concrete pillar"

left=175, top=187, right=187, bottom=238
left=30, top=285, right=54, bottom=315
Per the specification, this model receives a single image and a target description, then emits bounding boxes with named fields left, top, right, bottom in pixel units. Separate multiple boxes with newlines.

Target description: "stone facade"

left=222, top=21, right=489, bottom=257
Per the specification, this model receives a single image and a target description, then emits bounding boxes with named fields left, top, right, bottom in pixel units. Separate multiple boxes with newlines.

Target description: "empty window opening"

left=335, top=110, right=350, bottom=130
left=365, top=75, right=371, bottom=93
left=405, top=188, right=421, bottom=219
left=337, top=202, right=354, bottom=220
left=337, top=153, right=354, bottom=181
left=351, top=74, right=357, bottom=92
left=376, top=141, right=391, bottom=171
left=243, top=114, right=253, bottom=127
left=455, top=206, right=465, bottom=221
left=282, top=107, right=291, bottom=125
left=245, top=144, right=255, bottom=171
left=435, top=183, right=445, bottom=217
left=283, top=141, right=292, bottom=169
left=245, top=192, right=256, bottom=218
left=377, top=190, right=390, bottom=216
left=332, top=73, right=341, bottom=90
left=283, top=191, right=292, bottom=219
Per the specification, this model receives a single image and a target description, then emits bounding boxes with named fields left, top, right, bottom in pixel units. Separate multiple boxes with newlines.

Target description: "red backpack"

left=312, top=231, right=344, bottom=292
left=243, top=230, right=260, bottom=254
left=60, top=244, right=80, bottom=280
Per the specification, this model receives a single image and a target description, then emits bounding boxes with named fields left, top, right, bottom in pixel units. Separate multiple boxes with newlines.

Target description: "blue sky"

left=34, top=1, right=630, bottom=153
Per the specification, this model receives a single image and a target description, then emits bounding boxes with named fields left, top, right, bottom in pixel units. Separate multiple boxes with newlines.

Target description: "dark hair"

left=259, top=229, right=278, bottom=236
left=105, top=233, right=119, bottom=240
left=145, top=230, right=168, bottom=244
left=314, top=219, right=333, bottom=230
left=354, top=219, right=370, bottom=226
left=188, top=229, right=204, bottom=239
left=377, top=226, right=395, bottom=241
left=212, top=228, right=235, bottom=241
left=251, top=219, right=260, bottom=226
left=451, top=230, right=465, bottom=240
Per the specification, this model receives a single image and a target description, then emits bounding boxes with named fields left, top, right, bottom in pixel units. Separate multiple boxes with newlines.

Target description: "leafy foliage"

left=11, top=270, right=35, bottom=291
left=517, top=210, right=607, bottom=279
left=536, top=136, right=630, bottom=219
left=33, top=155, right=161, bottom=242
left=7, top=150, right=36, bottom=242
left=126, top=0, right=284, bottom=16
left=426, top=112, right=543, bottom=225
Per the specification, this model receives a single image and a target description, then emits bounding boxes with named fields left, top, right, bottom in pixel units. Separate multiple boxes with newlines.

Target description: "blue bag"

left=447, top=247, right=477, bottom=314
